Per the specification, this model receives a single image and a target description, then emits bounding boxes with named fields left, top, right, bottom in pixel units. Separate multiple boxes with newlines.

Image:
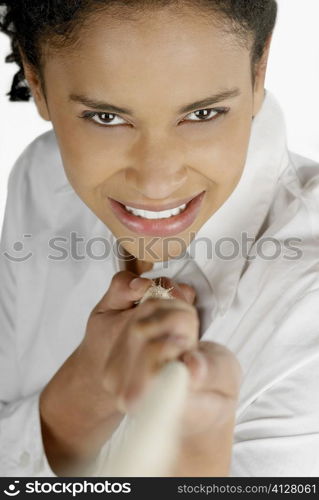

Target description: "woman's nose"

left=126, top=134, right=188, bottom=199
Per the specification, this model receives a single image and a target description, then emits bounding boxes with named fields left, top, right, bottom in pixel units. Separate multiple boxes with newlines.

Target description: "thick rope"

left=99, top=281, right=190, bottom=477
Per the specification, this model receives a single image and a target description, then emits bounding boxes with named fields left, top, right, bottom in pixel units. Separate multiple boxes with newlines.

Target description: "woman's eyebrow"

left=69, top=87, right=240, bottom=116
left=69, top=94, right=133, bottom=115
left=178, top=88, right=240, bottom=114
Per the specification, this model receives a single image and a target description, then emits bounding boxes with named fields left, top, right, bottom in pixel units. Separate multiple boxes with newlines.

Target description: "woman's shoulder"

left=7, top=129, right=71, bottom=197
left=4, top=129, right=77, bottom=231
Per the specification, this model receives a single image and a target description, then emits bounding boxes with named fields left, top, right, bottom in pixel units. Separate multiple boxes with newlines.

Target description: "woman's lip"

left=108, top=191, right=206, bottom=236
left=109, top=192, right=203, bottom=212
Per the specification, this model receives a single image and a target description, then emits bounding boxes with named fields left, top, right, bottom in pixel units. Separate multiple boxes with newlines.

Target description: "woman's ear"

left=252, top=34, right=273, bottom=117
left=20, top=55, right=51, bottom=122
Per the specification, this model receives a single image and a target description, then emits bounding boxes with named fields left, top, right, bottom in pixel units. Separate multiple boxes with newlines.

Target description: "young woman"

left=1, top=0, right=319, bottom=478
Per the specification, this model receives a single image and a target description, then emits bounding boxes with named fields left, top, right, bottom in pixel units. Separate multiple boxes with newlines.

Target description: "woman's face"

left=26, top=5, right=269, bottom=263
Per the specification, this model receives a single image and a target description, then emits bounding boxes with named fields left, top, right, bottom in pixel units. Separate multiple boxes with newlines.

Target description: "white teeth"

left=124, top=203, right=187, bottom=219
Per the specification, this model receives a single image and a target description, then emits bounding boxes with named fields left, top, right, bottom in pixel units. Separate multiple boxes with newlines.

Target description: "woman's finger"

left=92, top=270, right=154, bottom=313
left=183, top=341, right=243, bottom=397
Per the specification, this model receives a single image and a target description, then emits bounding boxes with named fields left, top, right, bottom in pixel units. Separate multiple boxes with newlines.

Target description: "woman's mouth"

left=108, top=191, right=206, bottom=236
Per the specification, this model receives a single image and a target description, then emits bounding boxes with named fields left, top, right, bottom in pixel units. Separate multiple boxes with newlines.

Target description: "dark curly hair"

left=0, top=0, right=277, bottom=101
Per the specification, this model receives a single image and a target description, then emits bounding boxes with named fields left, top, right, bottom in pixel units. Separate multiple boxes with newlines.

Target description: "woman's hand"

left=170, top=341, right=243, bottom=476
left=39, top=270, right=198, bottom=476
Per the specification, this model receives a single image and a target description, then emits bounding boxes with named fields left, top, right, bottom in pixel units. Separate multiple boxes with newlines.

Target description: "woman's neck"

left=121, top=247, right=154, bottom=275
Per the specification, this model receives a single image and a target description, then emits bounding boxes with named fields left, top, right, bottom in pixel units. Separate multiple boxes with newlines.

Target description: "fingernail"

left=129, top=277, right=145, bottom=290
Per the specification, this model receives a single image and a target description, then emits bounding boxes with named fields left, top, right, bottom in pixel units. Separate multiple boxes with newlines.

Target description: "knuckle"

left=110, top=271, right=123, bottom=290
left=110, top=270, right=131, bottom=290
left=171, top=307, right=199, bottom=330
left=169, top=297, right=191, bottom=309
left=103, top=363, right=128, bottom=399
left=145, top=338, right=183, bottom=366
left=134, top=297, right=159, bottom=314
left=109, top=271, right=120, bottom=288
left=149, top=343, right=172, bottom=363
left=126, top=321, right=144, bottom=341
left=129, top=300, right=200, bottom=344
left=133, top=298, right=174, bottom=321
left=113, top=270, right=127, bottom=282
left=101, top=366, right=116, bottom=395
left=140, top=297, right=160, bottom=308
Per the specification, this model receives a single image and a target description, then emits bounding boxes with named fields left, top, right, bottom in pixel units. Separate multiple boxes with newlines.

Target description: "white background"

left=1, top=0, right=319, bottom=234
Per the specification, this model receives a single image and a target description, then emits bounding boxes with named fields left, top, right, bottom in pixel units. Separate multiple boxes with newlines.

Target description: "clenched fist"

left=40, top=270, right=242, bottom=476
left=39, top=271, right=200, bottom=475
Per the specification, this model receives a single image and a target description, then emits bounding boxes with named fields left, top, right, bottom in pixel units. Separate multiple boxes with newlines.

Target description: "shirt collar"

left=186, top=89, right=290, bottom=315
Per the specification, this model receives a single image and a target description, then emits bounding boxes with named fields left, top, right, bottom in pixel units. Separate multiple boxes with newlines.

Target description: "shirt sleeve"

left=0, top=394, right=58, bottom=477
left=0, top=155, right=58, bottom=477
left=0, top=151, right=124, bottom=477
left=230, top=338, right=319, bottom=477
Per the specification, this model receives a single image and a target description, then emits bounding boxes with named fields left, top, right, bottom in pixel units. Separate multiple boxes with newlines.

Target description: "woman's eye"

left=81, top=112, right=127, bottom=126
left=184, top=107, right=228, bottom=123
left=80, top=107, right=229, bottom=127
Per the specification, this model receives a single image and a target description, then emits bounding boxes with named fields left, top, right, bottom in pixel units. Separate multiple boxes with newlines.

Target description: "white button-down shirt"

left=1, top=90, right=319, bottom=477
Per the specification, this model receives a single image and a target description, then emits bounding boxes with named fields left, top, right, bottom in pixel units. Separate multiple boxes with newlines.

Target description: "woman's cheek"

left=58, top=138, right=119, bottom=191
left=212, top=117, right=252, bottom=184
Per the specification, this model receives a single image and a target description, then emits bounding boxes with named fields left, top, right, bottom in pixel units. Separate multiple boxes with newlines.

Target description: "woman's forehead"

left=44, top=5, right=250, bottom=66
left=43, top=10, right=251, bottom=100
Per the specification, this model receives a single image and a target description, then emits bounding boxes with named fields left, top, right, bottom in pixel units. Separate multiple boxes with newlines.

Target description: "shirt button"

left=19, top=451, right=30, bottom=467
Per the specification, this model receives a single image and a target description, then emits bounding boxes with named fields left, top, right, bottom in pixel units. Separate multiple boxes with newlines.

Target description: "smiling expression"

left=24, top=3, right=269, bottom=263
